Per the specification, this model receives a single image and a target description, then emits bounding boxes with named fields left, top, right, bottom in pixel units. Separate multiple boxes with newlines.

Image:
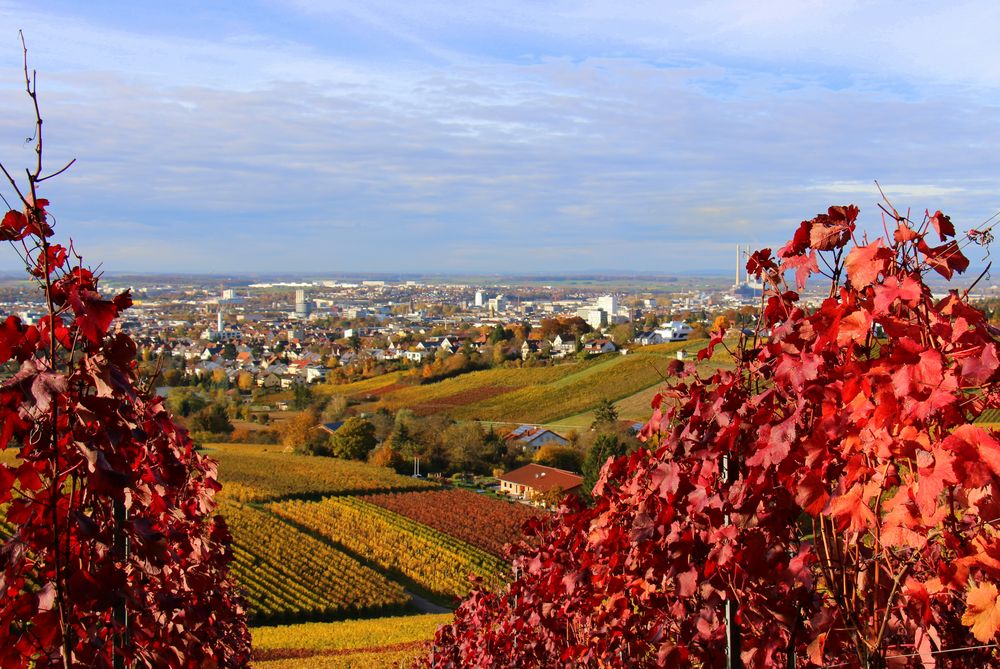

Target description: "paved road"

left=407, top=590, right=451, bottom=614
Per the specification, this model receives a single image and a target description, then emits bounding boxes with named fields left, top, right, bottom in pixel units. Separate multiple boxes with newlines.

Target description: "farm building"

left=498, top=463, right=584, bottom=503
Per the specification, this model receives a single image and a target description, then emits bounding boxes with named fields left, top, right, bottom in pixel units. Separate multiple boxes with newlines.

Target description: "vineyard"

left=269, top=496, right=508, bottom=598
left=362, top=489, right=542, bottom=557
left=209, top=443, right=434, bottom=502
left=445, top=345, right=709, bottom=424
left=252, top=613, right=450, bottom=668
left=221, top=501, right=408, bottom=623
left=314, top=338, right=724, bottom=425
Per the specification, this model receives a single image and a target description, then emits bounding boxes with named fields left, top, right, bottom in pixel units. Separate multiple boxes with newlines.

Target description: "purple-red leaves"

left=930, top=209, right=956, bottom=241
left=810, top=205, right=858, bottom=250
left=30, top=244, right=67, bottom=277
left=0, top=191, right=250, bottom=666
left=0, top=210, right=28, bottom=240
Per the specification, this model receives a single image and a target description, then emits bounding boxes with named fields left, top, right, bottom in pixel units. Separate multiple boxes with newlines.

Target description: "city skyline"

left=0, top=2, right=997, bottom=274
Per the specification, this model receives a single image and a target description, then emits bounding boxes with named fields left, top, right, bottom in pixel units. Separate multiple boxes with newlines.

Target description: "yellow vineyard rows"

left=253, top=613, right=450, bottom=651
left=268, top=496, right=507, bottom=598
left=209, top=443, right=434, bottom=502
left=221, top=501, right=408, bottom=622
left=253, top=647, right=425, bottom=669
left=252, top=612, right=450, bottom=668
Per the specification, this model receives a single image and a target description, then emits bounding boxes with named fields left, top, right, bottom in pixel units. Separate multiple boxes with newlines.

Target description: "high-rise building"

left=294, top=289, right=312, bottom=319
left=488, top=294, right=506, bottom=314
left=596, top=295, right=618, bottom=317
left=474, top=290, right=485, bottom=307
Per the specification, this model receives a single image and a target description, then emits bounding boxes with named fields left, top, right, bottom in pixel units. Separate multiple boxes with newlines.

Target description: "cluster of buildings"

left=0, top=269, right=769, bottom=392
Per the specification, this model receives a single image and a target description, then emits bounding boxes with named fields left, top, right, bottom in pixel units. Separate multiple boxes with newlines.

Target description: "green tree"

left=291, top=383, right=314, bottom=410
left=488, top=324, right=508, bottom=344
left=610, top=323, right=635, bottom=347
left=328, top=417, right=377, bottom=460
left=591, top=398, right=620, bottom=430
left=167, top=387, right=207, bottom=417
left=581, top=432, right=630, bottom=497
left=189, top=403, right=234, bottom=434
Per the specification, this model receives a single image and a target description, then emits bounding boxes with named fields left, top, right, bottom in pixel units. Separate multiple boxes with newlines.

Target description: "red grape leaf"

left=845, top=239, right=892, bottom=287
left=929, top=210, right=955, bottom=241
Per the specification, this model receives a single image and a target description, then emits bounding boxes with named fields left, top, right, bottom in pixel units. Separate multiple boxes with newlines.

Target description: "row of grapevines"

left=362, top=489, right=541, bottom=557
left=252, top=613, right=450, bottom=652
left=268, top=497, right=507, bottom=598
left=210, top=443, right=435, bottom=502
left=253, top=647, right=425, bottom=669
left=221, top=501, right=408, bottom=622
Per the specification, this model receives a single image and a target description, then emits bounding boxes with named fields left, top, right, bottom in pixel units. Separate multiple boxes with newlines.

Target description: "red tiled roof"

left=498, top=463, right=583, bottom=493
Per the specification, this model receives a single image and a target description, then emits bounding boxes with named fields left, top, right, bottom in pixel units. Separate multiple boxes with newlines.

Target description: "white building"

left=488, top=294, right=507, bottom=314
left=596, top=295, right=618, bottom=317
left=474, top=290, right=485, bottom=307
left=578, top=307, right=607, bottom=330
left=654, top=321, right=694, bottom=342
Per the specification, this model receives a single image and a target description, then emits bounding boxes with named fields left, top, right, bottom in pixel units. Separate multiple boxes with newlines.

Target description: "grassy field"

left=252, top=613, right=449, bottom=668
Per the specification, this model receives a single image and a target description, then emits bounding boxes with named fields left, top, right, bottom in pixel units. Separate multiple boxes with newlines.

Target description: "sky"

left=0, top=1, right=998, bottom=275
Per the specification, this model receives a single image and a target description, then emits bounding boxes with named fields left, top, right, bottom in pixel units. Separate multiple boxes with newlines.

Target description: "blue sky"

left=0, top=1, right=997, bottom=274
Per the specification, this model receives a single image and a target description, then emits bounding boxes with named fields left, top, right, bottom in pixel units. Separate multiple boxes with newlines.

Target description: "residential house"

left=498, top=463, right=583, bottom=503
left=550, top=334, right=576, bottom=357
left=318, top=421, right=345, bottom=436
left=634, top=331, right=663, bottom=346
left=504, top=425, right=569, bottom=452
left=583, top=338, right=616, bottom=355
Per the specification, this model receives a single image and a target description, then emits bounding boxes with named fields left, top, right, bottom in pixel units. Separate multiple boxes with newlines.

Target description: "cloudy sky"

left=0, top=1, right=997, bottom=274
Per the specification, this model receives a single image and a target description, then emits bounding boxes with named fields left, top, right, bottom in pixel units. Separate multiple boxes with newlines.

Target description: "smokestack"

left=736, top=245, right=741, bottom=287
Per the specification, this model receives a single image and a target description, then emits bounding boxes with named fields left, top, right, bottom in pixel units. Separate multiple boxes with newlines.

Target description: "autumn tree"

left=422, top=203, right=1000, bottom=668
left=443, top=421, right=488, bottom=474
left=279, top=409, right=323, bottom=453
left=532, top=444, right=583, bottom=472
left=0, top=41, right=249, bottom=667
left=328, top=417, right=377, bottom=460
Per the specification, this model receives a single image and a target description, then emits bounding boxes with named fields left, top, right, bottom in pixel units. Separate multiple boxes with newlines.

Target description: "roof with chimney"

left=498, top=463, right=583, bottom=494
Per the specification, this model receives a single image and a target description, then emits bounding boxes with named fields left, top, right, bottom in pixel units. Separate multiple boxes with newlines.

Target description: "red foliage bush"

left=421, top=204, right=1000, bottom=667
left=0, top=49, right=249, bottom=668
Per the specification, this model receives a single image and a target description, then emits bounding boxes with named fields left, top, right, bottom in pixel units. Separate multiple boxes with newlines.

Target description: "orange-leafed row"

left=362, top=488, right=542, bottom=557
